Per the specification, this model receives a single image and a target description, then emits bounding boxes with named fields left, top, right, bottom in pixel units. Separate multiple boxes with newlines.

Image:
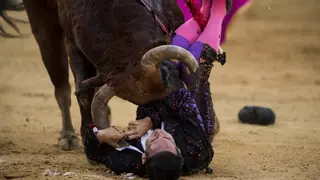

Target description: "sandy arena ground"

left=0, top=0, right=320, bottom=179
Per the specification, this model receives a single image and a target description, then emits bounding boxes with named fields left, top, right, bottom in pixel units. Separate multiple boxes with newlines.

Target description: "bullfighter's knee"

left=213, top=114, right=220, bottom=140
left=208, top=110, right=220, bottom=143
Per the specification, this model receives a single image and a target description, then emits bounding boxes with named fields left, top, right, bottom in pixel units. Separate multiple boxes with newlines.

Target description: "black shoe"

left=238, top=106, right=276, bottom=125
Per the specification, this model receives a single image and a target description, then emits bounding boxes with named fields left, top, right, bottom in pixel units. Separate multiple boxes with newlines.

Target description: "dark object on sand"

left=238, top=106, right=275, bottom=125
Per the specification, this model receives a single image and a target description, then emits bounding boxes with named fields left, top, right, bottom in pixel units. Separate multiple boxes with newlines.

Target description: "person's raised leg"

left=172, top=0, right=213, bottom=90
left=186, top=0, right=229, bottom=142
left=173, top=0, right=212, bottom=47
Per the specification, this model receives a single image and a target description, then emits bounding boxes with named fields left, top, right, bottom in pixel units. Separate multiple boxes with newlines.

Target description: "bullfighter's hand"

left=96, top=127, right=126, bottom=148
left=126, top=117, right=153, bottom=140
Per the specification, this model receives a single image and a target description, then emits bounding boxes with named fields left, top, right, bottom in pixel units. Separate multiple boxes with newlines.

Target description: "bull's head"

left=91, top=45, right=199, bottom=129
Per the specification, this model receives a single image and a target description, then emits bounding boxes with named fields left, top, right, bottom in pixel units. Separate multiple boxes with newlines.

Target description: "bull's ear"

left=159, top=61, right=182, bottom=89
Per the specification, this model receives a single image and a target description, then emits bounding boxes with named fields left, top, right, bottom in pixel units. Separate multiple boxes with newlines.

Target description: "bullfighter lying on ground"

left=83, top=0, right=229, bottom=179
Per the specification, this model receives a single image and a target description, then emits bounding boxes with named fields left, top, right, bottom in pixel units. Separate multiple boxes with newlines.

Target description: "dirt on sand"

left=0, top=0, right=320, bottom=179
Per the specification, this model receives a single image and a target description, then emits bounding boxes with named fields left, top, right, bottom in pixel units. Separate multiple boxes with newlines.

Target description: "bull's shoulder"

left=140, top=0, right=184, bottom=34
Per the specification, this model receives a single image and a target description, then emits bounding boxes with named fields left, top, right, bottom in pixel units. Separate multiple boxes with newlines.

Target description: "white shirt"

left=115, top=122, right=165, bottom=154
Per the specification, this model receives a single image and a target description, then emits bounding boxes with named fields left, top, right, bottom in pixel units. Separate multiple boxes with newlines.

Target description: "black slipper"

left=238, top=106, right=276, bottom=125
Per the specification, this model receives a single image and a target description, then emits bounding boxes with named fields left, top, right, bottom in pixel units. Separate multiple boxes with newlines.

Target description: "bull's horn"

left=141, top=45, right=199, bottom=73
left=91, top=83, right=115, bottom=129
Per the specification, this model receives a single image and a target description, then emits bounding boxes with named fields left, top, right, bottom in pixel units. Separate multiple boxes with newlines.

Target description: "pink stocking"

left=175, top=19, right=201, bottom=44
left=175, top=0, right=212, bottom=44
left=196, top=0, right=227, bottom=50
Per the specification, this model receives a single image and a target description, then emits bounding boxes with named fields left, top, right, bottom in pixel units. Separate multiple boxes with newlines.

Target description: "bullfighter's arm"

left=126, top=117, right=153, bottom=140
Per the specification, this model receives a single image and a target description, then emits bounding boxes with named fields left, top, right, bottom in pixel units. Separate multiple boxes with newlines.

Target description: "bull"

left=0, top=0, right=29, bottom=38
left=22, top=0, right=200, bottom=150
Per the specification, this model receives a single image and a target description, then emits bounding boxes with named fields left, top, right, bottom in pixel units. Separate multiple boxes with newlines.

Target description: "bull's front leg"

left=23, top=0, right=80, bottom=150
left=67, top=43, right=96, bottom=125
left=67, top=43, right=111, bottom=158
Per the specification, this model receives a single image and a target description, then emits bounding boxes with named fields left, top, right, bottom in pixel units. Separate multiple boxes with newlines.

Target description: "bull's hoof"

left=58, top=131, right=81, bottom=151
